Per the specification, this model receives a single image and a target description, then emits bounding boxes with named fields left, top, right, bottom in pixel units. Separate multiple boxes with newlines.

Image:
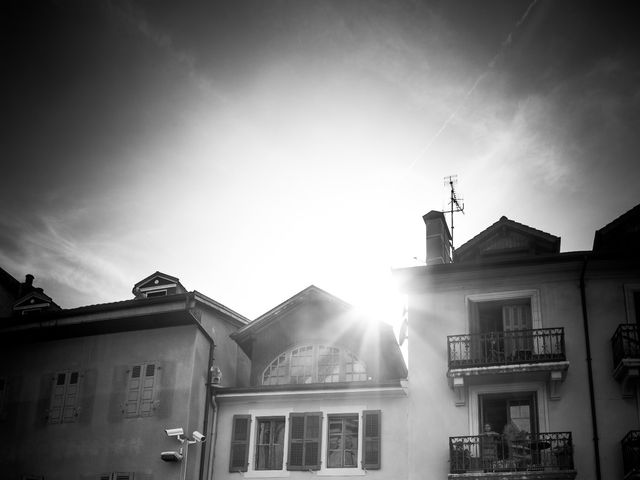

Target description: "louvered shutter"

left=124, top=365, right=142, bottom=417
left=362, top=410, right=381, bottom=469
left=287, top=413, right=322, bottom=470
left=62, top=371, right=79, bottom=422
left=139, top=363, right=156, bottom=416
left=49, top=372, right=67, bottom=424
left=304, top=413, right=322, bottom=470
left=229, top=415, right=251, bottom=472
left=288, top=413, right=305, bottom=470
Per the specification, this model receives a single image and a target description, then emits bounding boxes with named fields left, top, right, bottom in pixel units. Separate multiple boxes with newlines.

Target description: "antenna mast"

left=443, top=175, right=465, bottom=250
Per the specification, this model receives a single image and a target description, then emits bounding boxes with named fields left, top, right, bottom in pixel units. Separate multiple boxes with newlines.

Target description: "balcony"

left=448, top=328, right=566, bottom=368
left=447, top=329, right=569, bottom=404
left=622, top=430, right=640, bottom=480
left=449, top=432, right=575, bottom=479
left=612, top=325, right=640, bottom=397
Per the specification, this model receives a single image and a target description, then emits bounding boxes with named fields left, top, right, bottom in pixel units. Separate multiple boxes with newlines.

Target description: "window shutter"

left=62, top=371, right=80, bottom=422
left=124, top=365, right=142, bottom=417
left=288, top=413, right=305, bottom=470
left=229, top=415, right=251, bottom=472
left=49, top=372, right=67, bottom=424
left=304, top=413, right=322, bottom=470
left=362, top=410, right=381, bottom=470
left=287, top=412, right=322, bottom=471
left=139, top=363, right=156, bottom=417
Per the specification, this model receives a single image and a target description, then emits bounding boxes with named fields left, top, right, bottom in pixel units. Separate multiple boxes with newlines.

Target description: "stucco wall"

left=213, top=392, right=408, bottom=480
left=0, top=324, right=209, bottom=480
left=405, top=259, right=640, bottom=480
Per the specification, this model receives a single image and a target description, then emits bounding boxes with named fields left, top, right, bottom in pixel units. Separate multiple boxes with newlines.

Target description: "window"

left=327, top=415, right=358, bottom=468
left=145, top=290, right=167, bottom=298
left=255, top=417, right=285, bottom=470
left=49, top=371, right=80, bottom=424
left=99, top=473, right=134, bottom=480
left=480, top=392, right=538, bottom=435
left=228, top=410, right=382, bottom=474
left=262, top=345, right=367, bottom=385
left=124, top=363, right=157, bottom=418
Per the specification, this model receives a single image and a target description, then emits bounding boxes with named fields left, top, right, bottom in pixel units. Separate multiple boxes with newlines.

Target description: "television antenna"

left=443, top=175, right=465, bottom=250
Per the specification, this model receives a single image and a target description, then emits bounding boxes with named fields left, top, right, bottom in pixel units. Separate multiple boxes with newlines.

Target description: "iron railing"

left=622, top=430, right=640, bottom=478
left=449, top=432, right=574, bottom=474
left=448, top=328, right=565, bottom=369
left=612, top=324, right=640, bottom=369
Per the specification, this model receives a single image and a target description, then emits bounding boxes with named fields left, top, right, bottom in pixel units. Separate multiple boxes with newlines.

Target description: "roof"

left=0, top=267, right=20, bottom=296
left=454, top=215, right=560, bottom=262
left=233, top=285, right=349, bottom=340
left=0, top=290, right=248, bottom=343
left=593, top=203, right=640, bottom=253
left=232, top=285, right=408, bottom=381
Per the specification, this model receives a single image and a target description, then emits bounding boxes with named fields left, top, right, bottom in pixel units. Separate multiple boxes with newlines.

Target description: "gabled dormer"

left=132, top=271, right=187, bottom=299
left=231, top=285, right=407, bottom=387
left=13, top=289, right=60, bottom=315
left=454, top=215, right=560, bottom=263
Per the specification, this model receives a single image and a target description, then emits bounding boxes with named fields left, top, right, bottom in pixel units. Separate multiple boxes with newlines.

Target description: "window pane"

left=256, top=418, right=285, bottom=470
left=327, top=415, right=358, bottom=468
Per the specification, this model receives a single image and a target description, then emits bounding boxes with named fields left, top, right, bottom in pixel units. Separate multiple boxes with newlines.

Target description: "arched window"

left=262, top=345, right=368, bottom=385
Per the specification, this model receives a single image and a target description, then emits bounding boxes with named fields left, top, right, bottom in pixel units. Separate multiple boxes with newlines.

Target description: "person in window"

left=480, top=423, right=499, bottom=470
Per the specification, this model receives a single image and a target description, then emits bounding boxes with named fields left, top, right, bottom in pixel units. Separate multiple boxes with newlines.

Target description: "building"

left=394, top=204, right=640, bottom=480
left=0, top=271, right=249, bottom=480
left=211, top=285, right=408, bottom=480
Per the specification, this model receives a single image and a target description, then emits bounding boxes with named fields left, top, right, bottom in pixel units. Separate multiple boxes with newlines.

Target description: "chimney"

left=423, top=210, right=452, bottom=265
left=25, top=274, right=34, bottom=287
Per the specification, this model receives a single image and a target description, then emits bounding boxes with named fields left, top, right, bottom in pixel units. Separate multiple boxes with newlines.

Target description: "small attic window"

left=146, top=290, right=168, bottom=298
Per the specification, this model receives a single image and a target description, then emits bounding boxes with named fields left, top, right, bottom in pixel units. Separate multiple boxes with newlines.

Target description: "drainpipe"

left=580, top=255, right=602, bottom=480
left=199, top=340, right=216, bottom=480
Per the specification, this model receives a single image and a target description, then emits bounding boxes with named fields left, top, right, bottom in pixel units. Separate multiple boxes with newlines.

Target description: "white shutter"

left=124, top=365, right=142, bottom=417
left=49, top=373, right=67, bottom=424
left=139, top=363, right=156, bottom=416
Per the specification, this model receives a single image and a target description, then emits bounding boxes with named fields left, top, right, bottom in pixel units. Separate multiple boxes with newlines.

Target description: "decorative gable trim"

left=13, top=290, right=59, bottom=314
left=454, top=216, right=560, bottom=263
left=132, top=271, right=186, bottom=299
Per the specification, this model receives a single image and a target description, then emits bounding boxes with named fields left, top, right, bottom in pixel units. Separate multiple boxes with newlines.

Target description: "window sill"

left=317, top=468, right=366, bottom=476
left=244, top=471, right=290, bottom=478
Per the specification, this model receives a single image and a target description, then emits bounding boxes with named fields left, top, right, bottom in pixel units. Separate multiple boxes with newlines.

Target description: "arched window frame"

left=262, top=345, right=368, bottom=385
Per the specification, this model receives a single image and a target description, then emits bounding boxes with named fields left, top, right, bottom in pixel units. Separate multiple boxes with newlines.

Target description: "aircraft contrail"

left=399, top=0, right=539, bottom=179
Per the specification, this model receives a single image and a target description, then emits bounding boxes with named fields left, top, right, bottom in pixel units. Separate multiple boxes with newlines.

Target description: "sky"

left=2, top=0, right=639, bottom=325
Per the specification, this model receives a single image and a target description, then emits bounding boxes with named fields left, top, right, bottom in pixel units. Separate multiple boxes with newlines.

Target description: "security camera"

left=165, top=427, right=184, bottom=437
left=192, top=431, right=206, bottom=442
left=161, top=450, right=183, bottom=462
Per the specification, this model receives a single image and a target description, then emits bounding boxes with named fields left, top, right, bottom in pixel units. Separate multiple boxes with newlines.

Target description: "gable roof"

left=232, top=285, right=408, bottom=382
left=593, top=203, right=640, bottom=253
left=233, top=285, right=350, bottom=341
left=454, top=216, right=560, bottom=263
left=13, top=289, right=60, bottom=312
left=132, top=271, right=187, bottom=298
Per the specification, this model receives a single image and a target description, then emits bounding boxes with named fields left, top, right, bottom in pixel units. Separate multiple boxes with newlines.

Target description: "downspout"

left=580, top=255, right=602, bottom=480
left=199, top=339, right=215, bottom=480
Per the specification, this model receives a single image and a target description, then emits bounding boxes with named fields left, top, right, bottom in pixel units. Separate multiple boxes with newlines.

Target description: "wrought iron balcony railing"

left=449, top=432, right=574, bottom=474
left=622, top=430, right=640, bottom=479
left=448, top=328, right=566, bottom=369
left=612, top=324, right=640, bottom=369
